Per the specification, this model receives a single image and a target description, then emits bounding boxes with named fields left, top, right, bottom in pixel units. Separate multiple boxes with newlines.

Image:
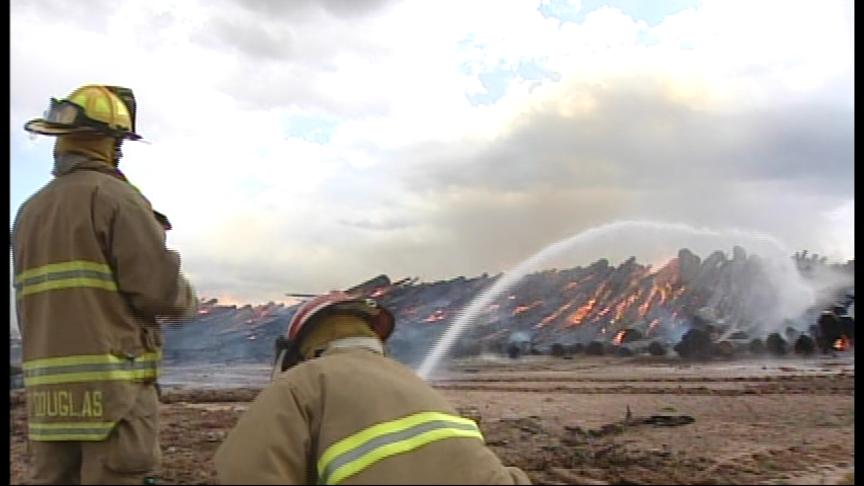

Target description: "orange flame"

left=638, top=286, right=659, bottom=318
left=512, top=300, right=544, bottom=316
left=660, top=283, right=674, bottom=305
left=614, top=291, right=642, bottom=321
left=536, top=301, right=575, bottom=329
left=563, top=275, right=595, bottom=292
left=833, top=336, right=851, bottom=351
left=612, top=329, right=626, bottom=345
left=647, top=318, right=661, bottom=335
left=423, top=309, right=448, bottom=323
left=652, top=257, right=680, bottom=285
left=567, top=298, right=597, bottom=327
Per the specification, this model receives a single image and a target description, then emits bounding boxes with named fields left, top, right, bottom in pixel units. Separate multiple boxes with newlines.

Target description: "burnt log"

left=585, top=341, right=605, bottom=356
left=567, top=343, right=585, bottom=354
left=816, top=312, right=843, bottom=353
left=647, top=341, right=667, bottom=356
left=621, top=328, right=643, bottom=344
left=749, top=338, right=765, bottom=355
left=793, top=335, right=816, bottom=356
left=839, top=316, right=854, bottom=346
left=617, top=346, right=634, bottom=357
left=506, top=343, right=522, bottom=359
left=713, top=340, right=735, bottom=359
left=674, top=328, right=713, bottom=360
left=550, top=343, right=567, bottom=357
left=765, top=332, right=788, bottom=356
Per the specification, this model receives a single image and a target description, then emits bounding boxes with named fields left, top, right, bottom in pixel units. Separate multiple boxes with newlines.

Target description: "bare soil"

left=10, top=355, right=854, bottom=485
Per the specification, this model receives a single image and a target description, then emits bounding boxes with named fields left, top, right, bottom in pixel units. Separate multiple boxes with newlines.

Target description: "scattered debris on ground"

left=10, top=356, right=854, bottom=485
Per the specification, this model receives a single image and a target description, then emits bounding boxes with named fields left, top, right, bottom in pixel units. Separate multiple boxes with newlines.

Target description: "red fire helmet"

left=286, top=291, right=395, bottom=343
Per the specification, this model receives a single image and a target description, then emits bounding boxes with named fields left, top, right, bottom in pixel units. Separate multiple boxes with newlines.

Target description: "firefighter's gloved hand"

left=165, top=273, right=198, bottom=320
left=153, top=210, right=172, bottom=231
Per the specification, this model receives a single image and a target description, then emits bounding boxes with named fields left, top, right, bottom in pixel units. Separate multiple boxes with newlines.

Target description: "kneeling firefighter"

left=215, top=292, right=531, bottom=485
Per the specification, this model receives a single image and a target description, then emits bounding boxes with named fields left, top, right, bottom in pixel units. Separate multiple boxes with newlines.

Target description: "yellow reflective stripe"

left=17, top=278, right=118, bottom=297
left=15, top=261, right=112, bottom=283
left=326, top=428, right=483, bottom=485
left=23, top=352, right=161, bottom=385
left=318, top=412, right=476, bottom=469
left=23, top=352, right=161, bottom=371
left=24, top=368, right=159, bottom=387
left=317, top=412, right=482, bottom=484
left=29, top=421, right=117, bottom=441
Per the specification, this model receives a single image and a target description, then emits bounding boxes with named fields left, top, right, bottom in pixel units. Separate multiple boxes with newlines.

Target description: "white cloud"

left=10, top=0, right=853, bottom=302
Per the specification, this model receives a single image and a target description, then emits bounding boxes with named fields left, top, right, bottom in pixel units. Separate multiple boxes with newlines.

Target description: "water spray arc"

left=415, top=220, right=802, bottom=380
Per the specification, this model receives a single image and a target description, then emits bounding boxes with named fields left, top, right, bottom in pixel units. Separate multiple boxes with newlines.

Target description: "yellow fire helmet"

left=24, top=84, right=142, bottom=140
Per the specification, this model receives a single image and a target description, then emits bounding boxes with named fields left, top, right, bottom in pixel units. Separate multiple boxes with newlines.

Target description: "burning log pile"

left=152, top=246, right=853, bottom=368
left=370, top=246, right=854, bottom=365
left=12, top=247, right=839, bottom=375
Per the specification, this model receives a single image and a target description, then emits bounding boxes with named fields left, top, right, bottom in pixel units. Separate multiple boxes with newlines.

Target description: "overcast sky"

left=10, top=0, right=854, bottom=305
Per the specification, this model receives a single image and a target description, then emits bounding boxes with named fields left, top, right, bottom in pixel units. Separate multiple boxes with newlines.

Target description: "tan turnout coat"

left=12, top=156, right=197, bottom=442
left=215, top=346, right=531, bottom=485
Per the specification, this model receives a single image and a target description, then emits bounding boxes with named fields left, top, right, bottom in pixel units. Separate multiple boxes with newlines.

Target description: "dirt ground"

left=10, top=355, right=855, bottom=485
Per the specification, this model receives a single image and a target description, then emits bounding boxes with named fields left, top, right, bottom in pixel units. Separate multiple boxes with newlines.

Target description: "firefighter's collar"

left=53, top=153, right=116, bottom=177
left=324, top=337, right=384, bottom=356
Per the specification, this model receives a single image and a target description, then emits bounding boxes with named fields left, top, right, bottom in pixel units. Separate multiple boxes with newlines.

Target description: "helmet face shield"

left=44, top=99, right=87, bottom=126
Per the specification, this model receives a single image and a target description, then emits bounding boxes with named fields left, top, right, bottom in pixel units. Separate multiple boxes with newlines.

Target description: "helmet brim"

left=24, top=118, right=143, bottom=141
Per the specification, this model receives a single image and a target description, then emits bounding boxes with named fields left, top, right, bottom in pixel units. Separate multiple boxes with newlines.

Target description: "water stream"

left=415, top=220, right=810, bottom=380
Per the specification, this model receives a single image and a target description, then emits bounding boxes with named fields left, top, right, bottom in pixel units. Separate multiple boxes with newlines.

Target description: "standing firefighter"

left=12, top=85, right=198, bottom=485
left=215, top=292, right=531, bottom=485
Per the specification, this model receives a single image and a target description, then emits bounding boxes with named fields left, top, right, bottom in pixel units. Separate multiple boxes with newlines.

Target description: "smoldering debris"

left=766, top=333, right=788, bottom=356
left=794, top=335, right=816, bottom=355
